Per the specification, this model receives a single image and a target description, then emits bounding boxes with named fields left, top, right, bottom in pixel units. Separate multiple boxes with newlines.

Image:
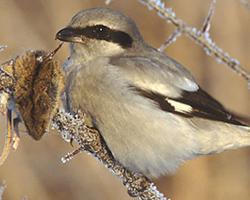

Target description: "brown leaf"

left=12, top=50, right=64, bottom=140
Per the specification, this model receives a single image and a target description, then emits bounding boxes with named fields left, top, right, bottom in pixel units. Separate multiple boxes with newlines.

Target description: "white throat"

left=69, top=40, right=125, bottom=63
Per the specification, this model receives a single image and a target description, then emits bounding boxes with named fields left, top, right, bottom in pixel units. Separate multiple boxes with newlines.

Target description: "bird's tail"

left=197, top=124, right=250, bottom=155
left=231, top=125, right=250, bottom=149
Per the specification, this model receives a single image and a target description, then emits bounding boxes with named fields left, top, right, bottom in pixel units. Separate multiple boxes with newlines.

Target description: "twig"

left=138, top=0, right=250, bottom=88
left=158, top=28, right=182, bottom=51
left=201, top=0, right=216, bottom=33
left=52, top=110, right=168, bottom=200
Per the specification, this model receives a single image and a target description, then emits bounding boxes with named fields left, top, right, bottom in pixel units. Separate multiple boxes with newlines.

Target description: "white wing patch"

left=166, top=99, right=193, bottom=113
left=135, top=81, right=180, bottom=98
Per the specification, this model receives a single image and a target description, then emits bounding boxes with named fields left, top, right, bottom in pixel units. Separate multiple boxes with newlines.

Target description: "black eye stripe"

left=70, top=25, right=133, bottom=48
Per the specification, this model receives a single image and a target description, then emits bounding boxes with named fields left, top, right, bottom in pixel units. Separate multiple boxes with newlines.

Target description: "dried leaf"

left=12, top=50, right=64, bottom=140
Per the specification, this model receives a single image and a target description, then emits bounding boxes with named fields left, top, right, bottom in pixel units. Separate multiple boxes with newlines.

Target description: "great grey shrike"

left=56, top=8, right=250, bottom=178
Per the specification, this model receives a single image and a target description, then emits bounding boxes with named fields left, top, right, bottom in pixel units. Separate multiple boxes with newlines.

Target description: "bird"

left=56, top=7, right=250, bottom=178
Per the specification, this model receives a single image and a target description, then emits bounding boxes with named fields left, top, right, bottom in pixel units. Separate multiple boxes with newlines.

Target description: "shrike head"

left=56, top=8, right=144, bottom=60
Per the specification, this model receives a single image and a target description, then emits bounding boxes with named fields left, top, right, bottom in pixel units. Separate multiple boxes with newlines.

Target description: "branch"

left=52, top=110, right=168, bottom=200
left=138, top=0, right=250, bottom=88
left=158, top=28, right=182, bottom=51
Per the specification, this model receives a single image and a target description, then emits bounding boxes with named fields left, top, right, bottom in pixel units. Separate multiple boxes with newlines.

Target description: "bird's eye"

left=94, top=25, right=107, bottom=33
left=85, top=25, right=109, bottom=37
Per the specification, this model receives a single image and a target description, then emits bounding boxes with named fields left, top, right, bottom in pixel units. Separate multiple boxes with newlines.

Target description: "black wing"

left=132, top=86, right=245, bottom=126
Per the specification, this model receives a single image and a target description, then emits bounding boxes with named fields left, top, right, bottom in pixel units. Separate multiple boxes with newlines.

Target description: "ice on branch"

left=138, top=0, right=250, bottom=88
left=201, top=0, right=216, bottom=34
left=52, top=109, right=169, bottom=200
left=158, top=28, right=182, bottom=52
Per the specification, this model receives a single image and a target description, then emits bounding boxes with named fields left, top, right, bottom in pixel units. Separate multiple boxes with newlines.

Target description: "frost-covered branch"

left=201, top=0, right=216, bottom=33
left=52, top=109, right=168, bottom=200
left=138, top=0, right=250, bottom=88
left=158, top=28, right=182, bottom=51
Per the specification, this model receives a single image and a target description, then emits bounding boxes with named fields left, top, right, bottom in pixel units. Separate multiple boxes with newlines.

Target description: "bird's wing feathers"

left=110, top=55, right=245, bottom=126
left=110, top=55, right=199, bottom=98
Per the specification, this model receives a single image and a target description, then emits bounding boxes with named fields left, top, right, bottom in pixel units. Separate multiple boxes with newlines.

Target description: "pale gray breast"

left=62, top=54, right=207, bottom=177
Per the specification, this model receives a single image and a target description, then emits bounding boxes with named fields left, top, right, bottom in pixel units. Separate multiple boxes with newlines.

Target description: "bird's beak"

left=56, top=27, right=82, bottom=43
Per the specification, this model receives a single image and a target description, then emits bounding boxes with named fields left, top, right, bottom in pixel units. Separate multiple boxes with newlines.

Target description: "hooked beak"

left=56, top=27, right=82, bottom=43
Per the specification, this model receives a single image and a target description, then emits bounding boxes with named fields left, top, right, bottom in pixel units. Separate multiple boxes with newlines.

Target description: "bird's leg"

left=0, top=109, right=12, bottom=166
